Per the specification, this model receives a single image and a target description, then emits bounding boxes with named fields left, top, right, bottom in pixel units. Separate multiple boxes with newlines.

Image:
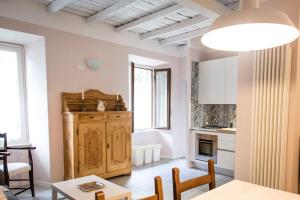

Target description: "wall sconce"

left=85, top=59, right=102, bottom=71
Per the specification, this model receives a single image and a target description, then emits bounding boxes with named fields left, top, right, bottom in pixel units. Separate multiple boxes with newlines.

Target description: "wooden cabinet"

left=78, top=122, right=106, bottom=177
left=62, top=90, right=132, bottom=180
left=198, top=56, right=238, bottom=104
left=106, top=121, right=131, bottom=173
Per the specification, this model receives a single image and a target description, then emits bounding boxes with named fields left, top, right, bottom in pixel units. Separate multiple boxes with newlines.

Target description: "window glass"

left=134, top=67, right=152, bottom=130
left=154, top=69, right=170, bottom=129
left=0, top=43, right=28, bottom=144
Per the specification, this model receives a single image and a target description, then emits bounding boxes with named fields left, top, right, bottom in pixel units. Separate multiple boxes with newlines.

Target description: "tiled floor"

left=17, top=158, right=232, bottom=200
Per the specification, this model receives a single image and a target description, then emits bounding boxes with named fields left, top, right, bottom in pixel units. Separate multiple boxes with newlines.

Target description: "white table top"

left=51, top=175, right=131, bottom=200
left=191, top=180, right=300, bottom=200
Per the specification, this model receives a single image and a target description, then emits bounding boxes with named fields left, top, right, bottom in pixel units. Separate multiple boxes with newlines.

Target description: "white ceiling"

left=33, top=0, right=230, bottom=46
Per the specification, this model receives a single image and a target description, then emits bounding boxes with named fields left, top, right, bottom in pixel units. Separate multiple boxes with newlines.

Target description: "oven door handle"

left=199, top=141, right=213, bottom=144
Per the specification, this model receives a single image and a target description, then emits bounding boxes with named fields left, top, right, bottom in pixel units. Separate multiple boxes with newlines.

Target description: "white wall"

left=0, top=28, right=51, bottom=184
left=25, top=38, right=51, bottom=184
left=132, top=131, right=174, bottom=159
left=234, top=52, right=253, bottom=181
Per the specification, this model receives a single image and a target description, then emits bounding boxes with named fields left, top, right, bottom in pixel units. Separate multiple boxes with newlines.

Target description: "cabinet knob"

left=116, top=115, right=120, bottom=118
left=90, top=116, right=94, bottom=119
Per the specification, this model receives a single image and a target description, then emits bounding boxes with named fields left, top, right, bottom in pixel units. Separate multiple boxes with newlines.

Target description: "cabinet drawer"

left=107, top=113, right=130, bottom=120
left=218, top=133, right=235, bottom=141
left=79, top=114, right=105, bottom=122
left=218, top=133, right=235, bottom=151
left=218, top=140, right=235, bottom=151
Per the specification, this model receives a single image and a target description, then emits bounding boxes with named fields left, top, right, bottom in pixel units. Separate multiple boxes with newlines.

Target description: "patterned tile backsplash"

left=191, top=62, right=236, bottom=128
left=191, top=104, right=236, bottom=128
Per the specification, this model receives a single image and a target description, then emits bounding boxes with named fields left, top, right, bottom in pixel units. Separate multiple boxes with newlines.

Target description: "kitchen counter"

left=190, top=127, right=236, bottom=134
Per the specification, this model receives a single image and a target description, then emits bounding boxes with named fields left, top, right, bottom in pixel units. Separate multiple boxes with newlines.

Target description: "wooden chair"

left=95, top=191, right=105, bottom=200
left=172, top=160, right=216, bottom=200
left=0, top=133, right=36, bottom=197
left=140, top=176, right=163, bottom=200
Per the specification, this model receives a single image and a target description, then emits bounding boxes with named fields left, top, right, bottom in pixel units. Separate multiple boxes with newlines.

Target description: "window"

left=0, top=43, right=28, bottom=144
left=133, top=67, right=153, bottom=130
left=131, top=63, right=171, bottom=131
left=154, top=69, right=171, bottom=129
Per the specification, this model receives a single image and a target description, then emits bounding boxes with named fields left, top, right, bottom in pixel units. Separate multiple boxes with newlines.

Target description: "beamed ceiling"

left=33, top=0, right=237, bottom=46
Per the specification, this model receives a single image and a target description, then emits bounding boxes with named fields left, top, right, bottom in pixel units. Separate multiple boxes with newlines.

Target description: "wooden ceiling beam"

left=141, top=15, right=211, bottom=40
left=87, top=0, right=141, bottom=23
left=174, top=0, right=230, bottom=19
left=115, top=4, right=184, bottom=32
left=159, top=26, right=210, bottom=46
left=48, top=0, right=75, bottom=13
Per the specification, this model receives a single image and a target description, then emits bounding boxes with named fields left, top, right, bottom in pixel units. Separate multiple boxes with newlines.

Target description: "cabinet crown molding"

left=62, top=89, right=127, bottom=112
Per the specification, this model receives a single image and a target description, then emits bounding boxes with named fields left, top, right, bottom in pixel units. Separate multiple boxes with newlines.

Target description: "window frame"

left=0, top=42, right=29, bottom=145
left=131, top=62, right=171, bottom=132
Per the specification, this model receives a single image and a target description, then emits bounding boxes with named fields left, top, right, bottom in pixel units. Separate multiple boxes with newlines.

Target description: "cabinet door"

left=106, top=121, right=131, bottom=172
left=225, top=56, right=238, bottom=104
left=198, top=59, right=226, bottom=104
left=78, top=123, right=106, bottom=177
left=217, top=150, right=235, bottom=170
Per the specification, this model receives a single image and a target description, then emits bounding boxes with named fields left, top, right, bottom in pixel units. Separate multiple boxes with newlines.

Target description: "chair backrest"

left=140, top=176, right=163, bottom=200
left=0, top=133, right=9, bottom=186
left=172, top=160, right=215, bottom=200
left=0, top=133, right=7, bottom=152
left=95, top=191, right=105, bottom=200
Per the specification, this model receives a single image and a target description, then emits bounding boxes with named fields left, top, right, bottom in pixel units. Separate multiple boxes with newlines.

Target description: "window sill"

left=7, top=143, right=32, bottom=148
left=133, top=129, right=159, bottom=134
left=133, top=129, right=172, bottom=134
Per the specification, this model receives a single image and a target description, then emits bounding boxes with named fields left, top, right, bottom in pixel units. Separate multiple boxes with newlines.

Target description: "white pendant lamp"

left=201, top=0, right=299, bottom=51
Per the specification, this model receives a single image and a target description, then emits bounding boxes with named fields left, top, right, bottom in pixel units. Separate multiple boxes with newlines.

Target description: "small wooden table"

left=191, top=180, right=300, bottom=200
left=51, top=175, right=131, bottom=200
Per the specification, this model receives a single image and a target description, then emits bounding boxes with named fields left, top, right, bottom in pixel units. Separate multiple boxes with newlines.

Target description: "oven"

left=195, top=134, right=217, bottom=163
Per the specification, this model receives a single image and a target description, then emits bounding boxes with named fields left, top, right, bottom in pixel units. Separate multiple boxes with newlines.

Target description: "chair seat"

left=0, top=163, right=31, bottom=177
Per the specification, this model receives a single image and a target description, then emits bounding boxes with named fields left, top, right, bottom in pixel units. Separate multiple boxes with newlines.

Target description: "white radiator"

left=250, top=45, right=292, bottom=190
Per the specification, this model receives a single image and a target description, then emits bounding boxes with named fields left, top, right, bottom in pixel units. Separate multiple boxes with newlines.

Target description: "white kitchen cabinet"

left=217, top=150, right=235, bottom=170
left=198, top=59, right=226, bottom=104
left=218, top=133, right=236, bottom=151
left=225, top=57, right=238, bottom=104
left=198, top=56, right=238, bottom=104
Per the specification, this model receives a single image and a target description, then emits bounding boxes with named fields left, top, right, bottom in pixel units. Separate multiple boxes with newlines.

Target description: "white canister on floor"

left=132, top=146, right=145, bottom=166
left=152, top=144, right=161, bottom=162
left=144, top=145, right=153, bottom=164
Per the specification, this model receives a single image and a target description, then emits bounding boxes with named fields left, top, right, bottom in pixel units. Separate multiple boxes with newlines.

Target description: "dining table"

left=191, top=180, right=300, bottom=200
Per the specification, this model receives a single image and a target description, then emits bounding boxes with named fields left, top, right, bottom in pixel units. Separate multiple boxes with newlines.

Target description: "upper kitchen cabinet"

left=198, top=56, right=238, bottom=104
left=198, top=59, right=226, bottom=104
left=225, top=57, right=238, bottom=104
